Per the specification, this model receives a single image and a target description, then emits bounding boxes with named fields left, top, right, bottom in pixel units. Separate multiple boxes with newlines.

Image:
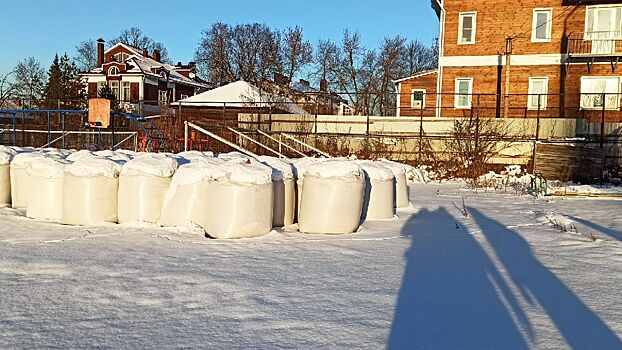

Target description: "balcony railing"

left=566, top=32, right=622, bottom=57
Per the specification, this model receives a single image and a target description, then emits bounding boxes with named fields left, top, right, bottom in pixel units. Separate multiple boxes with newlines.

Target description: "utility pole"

left=504, top=36, right=513, bottom=118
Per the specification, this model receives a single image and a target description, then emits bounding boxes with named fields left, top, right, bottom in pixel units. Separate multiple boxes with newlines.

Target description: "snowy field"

left=1, top=183, right=622, bottom=349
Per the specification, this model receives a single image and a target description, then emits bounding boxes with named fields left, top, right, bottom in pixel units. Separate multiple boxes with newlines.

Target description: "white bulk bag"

left=358, top=161, right=395, bottom=220
left=62, top=157, right=123, bottom=225
left=26, top=157, right=69, bottom=221
left=378, top=159, right=410, bottom=208
left=201, top=160, right=273, bottom=239
left=258, top=156, right=295, bottom=227
left=299, top=160, right=365, bottom=234
left=118, top=154, right=178, bottom=223
left=0, top=149, right=15, bottom=205
left=159, top=158, right=223, bottom=227
left=10, top=152, right=44, bottom=209
left=291, top=157, right=328, bottom=222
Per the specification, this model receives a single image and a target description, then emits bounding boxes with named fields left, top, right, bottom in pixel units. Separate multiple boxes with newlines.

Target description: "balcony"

left=566, top=32, right=622, bottom=64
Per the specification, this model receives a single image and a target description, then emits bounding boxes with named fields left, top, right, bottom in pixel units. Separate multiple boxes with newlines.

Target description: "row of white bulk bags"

left=202, top=160, right=274, bottom=239
left=118, top=154, right=178, bottom=223
left=358, top=160, right=395, bottom=220
left=258, top=156, right=295, bottom=227
left=160, top=157, right=224, bottom=227
left=378, top=159, right=411, bottom=208
left=292, top=157, right=327, bottom=221
left=62, top=157, right=123, bottom=226
left=27, top=156, right=70, bottom=221
left=0, top=147, right=16, bottom=205
left=299, top=160, right=365, bottom=234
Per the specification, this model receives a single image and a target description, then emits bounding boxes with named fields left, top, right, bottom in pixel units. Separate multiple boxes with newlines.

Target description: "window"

left=532, top=9, right=553, bottom=42
left=158, top=90, right=168, bottom=106
left=580, top=77, right=621, bottom=110
left=96, top=81, right=106, bottom=95
left=586, top=6, right=622, bottom=54
left=458, top=12, right=477, bottom=44
left=110, top=81, right=119, bottom=99
left=114, top=53, right=129, bottom=62
left=528, top=77, right=549, bottom=110
left=454, top=78, right=473, bottom=109
left=121, top=81, right=130, bottom=101
left=411, top=89, right=426, bottom=109
left=180, top=94, right=189, bottom=100
left=108, top=66, right=120, bottom=76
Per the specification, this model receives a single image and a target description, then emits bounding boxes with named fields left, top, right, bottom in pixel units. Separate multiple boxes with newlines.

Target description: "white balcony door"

left=588, top=7, right=620, bottom=54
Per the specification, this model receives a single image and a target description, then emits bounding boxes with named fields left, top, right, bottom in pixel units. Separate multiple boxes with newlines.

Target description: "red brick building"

left=80, top=39, right=210, bottom=110
left=397, top=0, right=622, bottom=120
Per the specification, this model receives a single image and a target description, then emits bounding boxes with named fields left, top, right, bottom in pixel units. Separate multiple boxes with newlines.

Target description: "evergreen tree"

left=44, top=53, right=85, bottom=108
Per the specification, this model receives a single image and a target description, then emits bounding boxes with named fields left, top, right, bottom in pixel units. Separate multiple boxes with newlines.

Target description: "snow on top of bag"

left=212, top=159, right=273, bottom=185
left=357, top=160, right=394, bottom=181
left=66, top=149, right=94, bottom=162
left=10, top=152, right=47, bottom=168
left=64, top=156, right=124, bottom=178
left=170, top=158, right=224, bottom=186
left=27, top=156, right=71, bottom=178
left=217, top=151, right=250, bottom=161
left=0, top=146, right=17, bottom=164
left=304, top=159, right=363, bottom=179
left=257, top=156, right=294, bottom=181
left=376, top=159, right=406, bottom=175
left=177, top=150, right=215, bottom=163
left=291, top=157, right=329, bottom=179
left=121, top=154, right=179, bottom=177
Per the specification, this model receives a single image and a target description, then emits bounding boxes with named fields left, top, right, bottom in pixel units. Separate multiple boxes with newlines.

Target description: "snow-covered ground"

left=1, top=183, right=621, bottom=349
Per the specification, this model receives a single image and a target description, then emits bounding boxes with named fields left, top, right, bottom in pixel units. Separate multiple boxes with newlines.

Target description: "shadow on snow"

left=571, top=216, right=622, bottom=243
left=388, top=206, right=622, bottom=350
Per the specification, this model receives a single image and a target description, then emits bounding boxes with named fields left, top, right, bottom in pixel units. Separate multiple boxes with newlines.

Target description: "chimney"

left=176, top=61, right=182, bottom=67
left=274, top=72, right=288, bottom=85
left=188, top=61, right=196, bottom=67
left=320, top=79, right=328, bottom=92
left=299, top=79, right=310, bottom=87
left=97, top=38, right=105, bottom=67
left=142, top=48, right=148, bottom=57
left=152, top=49, right=161, bottom=62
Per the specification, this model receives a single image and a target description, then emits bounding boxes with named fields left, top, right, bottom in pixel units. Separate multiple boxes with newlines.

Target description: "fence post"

left=600, top=92, right=606, bottom=149
left=47, top=111, right=51, bottom=146
left=475, top=94, right=480, bottom=152
left=419, top=106, right=424, bottom=164
left=61, top=112, right=65, bottom=149
left=184, top=121, right=189, bottom=152
left=110, top=113, right=115, bottom=151
left=535, top=94, right=541, bottom=141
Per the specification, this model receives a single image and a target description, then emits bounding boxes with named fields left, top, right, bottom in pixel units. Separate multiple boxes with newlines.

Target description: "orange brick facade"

left=398, top=1, right=622, bottom=121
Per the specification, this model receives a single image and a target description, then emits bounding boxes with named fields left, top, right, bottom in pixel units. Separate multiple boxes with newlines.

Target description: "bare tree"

left=195, top=22, right=235, bottom=85
left=0, top=71, right=16, bottom=109
left=282, top=26, right=313, bottom=84
left=74, top=39, right=98, bottom=72
left=377, top=36, right=407, bottom=116
left=313, top=39, right=340, bottom=87
left=14, top=57, right=46, bottom=103
left=109, top=27, right=170, bottom=63
left=403, top=39, right=437, bottom=75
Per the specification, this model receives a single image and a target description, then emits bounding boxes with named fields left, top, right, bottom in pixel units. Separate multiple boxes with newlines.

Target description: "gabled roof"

left=104, top=42, right=143, bottom=56
left=393, top=69, right=438, bottom=84
left=172, top=80, right=308, bottom=114
left=431, top=0, right=442, bottom=18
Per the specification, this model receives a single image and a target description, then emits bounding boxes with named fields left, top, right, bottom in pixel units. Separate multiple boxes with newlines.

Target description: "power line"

left=512, top=0, right=584, bottom=40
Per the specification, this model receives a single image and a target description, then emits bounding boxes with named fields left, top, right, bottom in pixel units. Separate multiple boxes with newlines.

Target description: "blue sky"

left=0, top=0, right=438, bottom=75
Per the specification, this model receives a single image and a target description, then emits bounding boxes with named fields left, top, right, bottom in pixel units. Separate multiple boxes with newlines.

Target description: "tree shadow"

left=570, top=216, right=622, bottom=243
left=388, top=207, right=531, bottom=350
left=470, top=208, right=622, bottom=349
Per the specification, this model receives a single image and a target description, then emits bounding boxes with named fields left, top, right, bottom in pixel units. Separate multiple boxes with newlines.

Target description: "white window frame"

left=158, top=90, right=168, bottom=106
left=458, top=12, right=477, bottom=45
left=528, top=77, right=549, bottom=110
left=411, top=89, right=426, bottom=109
left=180, top=94, right=189, bottom=100
left=96, top=81, right=106, bottom=94
left=585, top=5, right=622, bottom=40
left=110, top=81, right=119, bottom=100
left=454, top=78, right=473, bottom=109
left=120, top=81, right=130, bottom=101
left=580, top=76, right=622, bottom=110
left=108, top=66, right=120, bottom=76
left=532, top=8, right=553, bottom=43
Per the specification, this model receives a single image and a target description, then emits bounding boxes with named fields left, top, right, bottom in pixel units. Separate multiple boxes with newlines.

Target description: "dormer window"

left=108, top=66, right=120, bottom=76
left=160, top=71, right=167, bottom=79
left=113, top=52, right=129, bottom=63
